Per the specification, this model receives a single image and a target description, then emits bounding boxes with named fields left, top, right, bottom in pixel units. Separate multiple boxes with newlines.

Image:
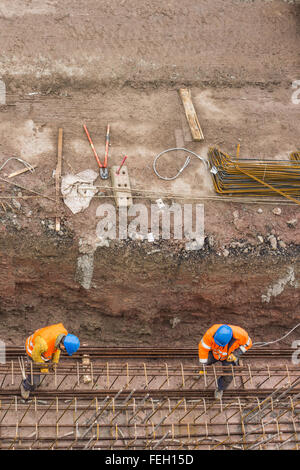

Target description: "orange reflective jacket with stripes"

left=26, top=323, right=68, bottom=362
left=198, top=324, right=252, bottom=364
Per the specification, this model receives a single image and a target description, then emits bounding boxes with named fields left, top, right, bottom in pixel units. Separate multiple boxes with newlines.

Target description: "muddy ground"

left=0, top=222, right=299, bottom=348
left=0, top=0, right=299, bottom=347
left=0, top=0, right=299, bottom=89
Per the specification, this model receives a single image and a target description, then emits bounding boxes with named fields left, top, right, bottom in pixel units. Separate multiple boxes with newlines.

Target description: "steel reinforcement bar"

left=3, top=347, right=294, bottom=360
left=0, top=389, right=299, bottom=450
left=1, top=388, right=300, bottom=400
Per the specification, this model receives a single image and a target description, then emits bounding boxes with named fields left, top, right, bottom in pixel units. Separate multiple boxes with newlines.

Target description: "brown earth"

left=0, top=224, right=299, bottom=347
left=0, top=0, right=299, bottom=348
left=0, top=0, right=299, bottom=90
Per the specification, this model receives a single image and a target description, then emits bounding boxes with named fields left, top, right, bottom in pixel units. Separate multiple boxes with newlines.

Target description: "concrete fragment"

left=75, top=253, right=94, bottom=290
left=12, top=199, right=21, bottom=210
left=262, top=266, right=298, bottom=303
left=147, top=249, right=161, bottom=255
left=236, top=242, right=246, bottom=248
left=82, top=354, right=90, bottom=366
left=185, top=237, right=204, bottom=251
left=129, top=232, right=145, bottom=241
left=222, top=248, right=229, bottom=257
left=257, top=208, right=263, bottom=214
left=208, top=235, right=214, bottom=248
left=287, top=219, right=297, bottom=228
left=96, top=237, right=110, bottom=248
left=257, top=235, right=264, bottom=244
left=83, top=375, right=92, bottom=384
left=269, top=235, right=277, bottom=250
left=278, top=240, right=286, bottom=249
left=233, top=210, right=239, bottom=219
left=170, top=317, right=181, bottom=328
left=272, top=207, right=281, bottom=216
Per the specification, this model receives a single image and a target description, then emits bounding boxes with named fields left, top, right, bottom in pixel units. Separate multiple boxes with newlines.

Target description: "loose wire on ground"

left=253, top=323, right=300, bottom=348
left=153, top=147, right=208, bottom=181
left=0, top=157, right=35, bottom=174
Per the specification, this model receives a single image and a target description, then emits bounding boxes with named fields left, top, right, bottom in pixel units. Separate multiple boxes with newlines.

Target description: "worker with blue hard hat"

left=198, top=324, right=252, bottom=399
left=20, top=323, right=80, bottom=400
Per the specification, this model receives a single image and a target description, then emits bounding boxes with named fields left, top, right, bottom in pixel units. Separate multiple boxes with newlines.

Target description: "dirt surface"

left=0, top=226, right=299, bottom=348
left=0, top=0, right=299, bottom=89
left=0, top=86, right=300, bottom=249
left=0, top=0, right=299, bottom=348
left=0, top=1, right=299, bottom=247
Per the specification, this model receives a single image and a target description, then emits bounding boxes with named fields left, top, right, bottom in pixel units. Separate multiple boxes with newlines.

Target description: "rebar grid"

left=0, top=391, right=299, bottom=450
left=0, top=358, right=299, bottom=450
left=0, top=360, right=299, bottom=393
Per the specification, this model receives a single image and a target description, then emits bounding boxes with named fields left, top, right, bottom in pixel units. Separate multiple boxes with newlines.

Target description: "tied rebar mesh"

left=0, top=354, right=299, bottom=450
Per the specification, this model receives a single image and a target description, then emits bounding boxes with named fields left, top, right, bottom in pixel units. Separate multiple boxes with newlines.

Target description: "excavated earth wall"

left=0, top=224, right=299, bottom=348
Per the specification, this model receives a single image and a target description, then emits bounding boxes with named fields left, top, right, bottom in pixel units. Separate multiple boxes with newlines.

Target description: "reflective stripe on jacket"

left=25, top=323, right=68, bottom=361
left=198, top=324, right=252, bottom=364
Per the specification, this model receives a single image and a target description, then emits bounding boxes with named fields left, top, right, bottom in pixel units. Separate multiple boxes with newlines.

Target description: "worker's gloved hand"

left=50, top=363, right=57, bottom=371
left=227, top=353, right=238, bottom=363
left=40, top=368, right=49, bottom=374
left=198, top=370, right=206, bottom=375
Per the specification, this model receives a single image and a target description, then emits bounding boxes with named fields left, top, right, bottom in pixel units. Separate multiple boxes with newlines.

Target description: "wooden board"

left=179, top=88, right=204, bottom=141
left=110, top=165, right=133, bottom=208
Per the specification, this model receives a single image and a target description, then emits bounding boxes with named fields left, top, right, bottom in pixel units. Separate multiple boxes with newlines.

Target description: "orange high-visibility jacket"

left=26, top=323, right=68, bottom=362
left=198, top=324, right=252, bottom=364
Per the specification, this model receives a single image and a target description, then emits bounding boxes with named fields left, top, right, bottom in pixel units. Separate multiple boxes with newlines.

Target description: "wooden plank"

left=8, top=164, right=37, bottom=178
left=55, top=128, right=63, bottom=231
left=179, top=88, right=204, bottom=141
left=110, top=165, right=132, bottom=208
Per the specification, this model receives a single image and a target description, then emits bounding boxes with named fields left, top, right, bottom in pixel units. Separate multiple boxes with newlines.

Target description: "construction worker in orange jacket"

left=198, top=324, right=252, bottom=399
left=20, top=323, right=80, bottom=400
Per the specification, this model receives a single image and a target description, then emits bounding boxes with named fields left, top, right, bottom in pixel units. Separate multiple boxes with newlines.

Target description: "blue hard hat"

left=214, top=325, right=233, bottom=347
left=63, top=334, right=80, bottom=356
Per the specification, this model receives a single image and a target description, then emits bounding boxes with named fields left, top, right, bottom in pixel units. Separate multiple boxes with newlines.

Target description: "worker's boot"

left=20, top=382, right=30, bottom=400
left=214, top=389, right=223, bottom=400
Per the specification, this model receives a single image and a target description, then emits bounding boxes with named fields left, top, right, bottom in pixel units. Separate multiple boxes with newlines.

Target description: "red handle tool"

left=116, top=155, right=128, bottom=175
left=83, top=124, right=109, bottom=179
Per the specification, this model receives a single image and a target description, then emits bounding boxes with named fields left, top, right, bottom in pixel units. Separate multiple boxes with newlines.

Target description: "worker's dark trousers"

left=206, top=352, right=239, bottom=391
left=22, top=359, right=41, bottom=392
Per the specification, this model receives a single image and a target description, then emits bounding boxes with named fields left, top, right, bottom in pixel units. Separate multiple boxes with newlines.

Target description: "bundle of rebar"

left=208, top=147, right=300, bottom=203
left=290, top=151, right=300, bottom=163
